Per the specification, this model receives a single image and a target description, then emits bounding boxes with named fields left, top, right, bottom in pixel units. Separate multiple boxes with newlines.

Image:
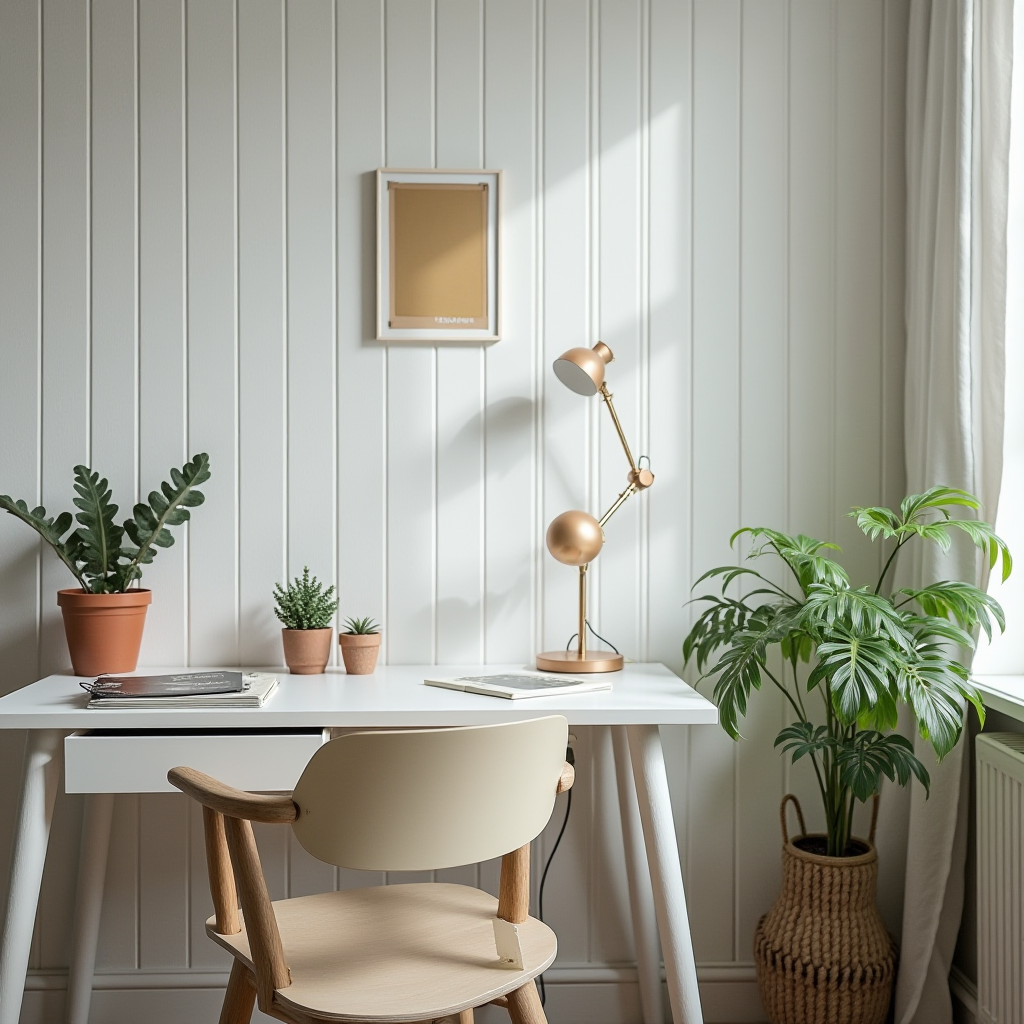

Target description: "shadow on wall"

left=357, top=105, right=686, bottom=349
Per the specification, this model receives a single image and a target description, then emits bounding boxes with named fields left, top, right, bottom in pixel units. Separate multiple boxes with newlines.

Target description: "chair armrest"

left=557, top=761, right=575, bottom=794
left=168, top=766, right=298, bottom=823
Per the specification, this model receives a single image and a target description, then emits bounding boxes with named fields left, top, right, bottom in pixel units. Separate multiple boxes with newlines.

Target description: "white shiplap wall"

left=0, top=1, right=910, bottom=1021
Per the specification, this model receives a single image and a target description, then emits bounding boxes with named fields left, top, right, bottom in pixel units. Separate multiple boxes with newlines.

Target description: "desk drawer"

left=65, top=729, right=329, bottom=794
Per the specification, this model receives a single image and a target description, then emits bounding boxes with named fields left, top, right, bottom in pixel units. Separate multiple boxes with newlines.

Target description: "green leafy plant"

left=0, top=454, right=211, bottom=594
left=341, top=616, right=379, bottom=635
left=683, top=486, right=1011, bottom=857
left=274, top=568, right=339, bottom=630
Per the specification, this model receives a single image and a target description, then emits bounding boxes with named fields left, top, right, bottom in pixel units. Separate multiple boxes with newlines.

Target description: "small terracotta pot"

left=281, top=628, right=333, bottom=675
left=339, top=632, right=381, bottom=675
left=57, top=588, right=152, bottom=676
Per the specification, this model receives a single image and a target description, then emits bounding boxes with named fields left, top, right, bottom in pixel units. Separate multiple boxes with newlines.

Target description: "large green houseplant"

left=1, top=454, right=211, bottom=674
left=683, top=486, right=1011, bottom=1024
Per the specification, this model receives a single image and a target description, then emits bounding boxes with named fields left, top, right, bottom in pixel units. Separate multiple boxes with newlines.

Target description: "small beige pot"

left=281, top=628, right=333, bottom=675
left=339, top=632, right=381, bottom=675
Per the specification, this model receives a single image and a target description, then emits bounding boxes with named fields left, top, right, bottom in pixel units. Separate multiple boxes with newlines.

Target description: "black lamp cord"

left=537, top=743, right=575, bottom=1007
left=565, top=620, right=620, bottom=655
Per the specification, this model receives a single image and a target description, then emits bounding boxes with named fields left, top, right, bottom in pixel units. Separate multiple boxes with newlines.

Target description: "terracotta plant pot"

left=754, top=795, right=896, bottom=1024
left=339, top=632, right=381, bottom=675
left=57, top=588, right=152, bottom=676
left=281, top=628, right=333, bottom=675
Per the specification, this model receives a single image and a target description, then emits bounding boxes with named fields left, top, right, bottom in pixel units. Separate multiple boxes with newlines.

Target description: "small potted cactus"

left=339, top=616, right=381, bottom=675
left=273, top=567, right=338, bottom=675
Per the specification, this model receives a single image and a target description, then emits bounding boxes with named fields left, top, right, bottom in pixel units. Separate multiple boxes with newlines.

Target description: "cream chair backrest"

left=290, top=716, right=568, bottom=871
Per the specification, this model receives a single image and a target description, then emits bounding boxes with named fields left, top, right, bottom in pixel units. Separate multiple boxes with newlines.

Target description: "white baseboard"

left=21, top=963, right=768, bottom=1024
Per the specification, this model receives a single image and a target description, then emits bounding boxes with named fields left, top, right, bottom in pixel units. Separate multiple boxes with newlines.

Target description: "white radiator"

left=977, top=732, right=1024, bottom=1024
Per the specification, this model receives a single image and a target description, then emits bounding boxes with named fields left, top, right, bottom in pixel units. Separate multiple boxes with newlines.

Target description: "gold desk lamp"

left=537, top=342, right=654, bottom=673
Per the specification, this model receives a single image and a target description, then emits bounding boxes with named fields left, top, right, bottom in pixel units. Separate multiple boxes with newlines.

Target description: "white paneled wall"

left=0, top=1, right=909, bottom=1021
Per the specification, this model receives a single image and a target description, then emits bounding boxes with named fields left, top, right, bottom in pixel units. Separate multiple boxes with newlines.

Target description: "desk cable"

left=564, top=620, right=620, bottom=655
left=537, top=742, right=575, bottom=1007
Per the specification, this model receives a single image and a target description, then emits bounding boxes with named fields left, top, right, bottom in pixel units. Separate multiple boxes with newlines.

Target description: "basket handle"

left=780, top=794, right=807, bottom=845
left=780, top=793, right=881, bottom=846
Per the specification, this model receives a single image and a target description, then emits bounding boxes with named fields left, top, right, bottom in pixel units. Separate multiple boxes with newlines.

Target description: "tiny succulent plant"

left=274, top=567, right=339, bottom=630
left=0, top=454, right=211, bottom=594
left=342, top=616, right=379, bottom=635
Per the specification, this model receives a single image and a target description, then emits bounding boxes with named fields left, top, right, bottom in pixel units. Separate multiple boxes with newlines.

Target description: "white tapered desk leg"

left=627, top=724, right=703, bottom=1024
left=0, top=730, right=64, bottom=1024
left=66, top=793, right=114, bottom=1024
left=613, top=726, right=664, bottom=1024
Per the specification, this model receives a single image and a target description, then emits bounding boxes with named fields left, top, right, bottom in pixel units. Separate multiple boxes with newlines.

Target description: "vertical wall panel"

left=286, top=0, right=337, bottom=594
left=735, top=0, right=790, bottom=959
left=237, top=0, right=286, bottom=667
left=595, top=0, right=642, bottom=660
left=96, top=797, right=139, bottom=970
left=0, top=0, right=41, bottom=691
left=90, top=0, right=138, bottom=501
left=786, top=0, right=839, bottom=823
left=647, top=0, right=694, bottom=933
left=541, top=0, right=590, bottom=656
left=40, top=0, right=90, bottom=672
left=482, top=0, right=537, bottom=664
left=139, top=794, right=189, bottom=968
left=384, top=0, right=437, bottom=664
left=336, top=0, right=386, bottom=640
left=789, top=1, right=836, bottom=542
left=435, top=0, right=486, bottom=665
left=137, top=0, right=188, bottom=667
left=0, top=0, right=913, bottom=1009
left=590, top=0, right=644, bottom=964
left=37, top=0, right=91, bottom=970
left=834, top=0, right=884, bottom=567
left=186, top=0, right=239, bottom=666
left=689, top=0, right=741, bottom=963
left=875, top=0, right=911, bottom=939
left=536, top=0, right=593, bottom=966
left=0, top=0, right=40, bottom=964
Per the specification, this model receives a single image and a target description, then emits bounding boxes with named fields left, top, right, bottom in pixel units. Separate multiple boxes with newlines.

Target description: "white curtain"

left=897, top=1, right=1014, bottom=1022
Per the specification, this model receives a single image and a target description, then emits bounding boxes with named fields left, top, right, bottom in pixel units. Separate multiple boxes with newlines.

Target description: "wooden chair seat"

left=207, top=882, right=557, bottom=1022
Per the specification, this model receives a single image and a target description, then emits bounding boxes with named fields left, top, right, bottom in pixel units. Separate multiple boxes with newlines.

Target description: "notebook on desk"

left=424, top=671, right=611, bottom=700
left=81, top=671, right=279, bottom=709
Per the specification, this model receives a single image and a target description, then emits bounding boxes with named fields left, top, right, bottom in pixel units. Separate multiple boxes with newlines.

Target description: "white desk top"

left=973, top=674, right=1024, bottom=725
left=0, top=662, right=718, bottom=730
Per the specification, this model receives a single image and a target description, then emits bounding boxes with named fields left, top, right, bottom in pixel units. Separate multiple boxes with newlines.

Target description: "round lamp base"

left=537, top=650, right=624, bottom=674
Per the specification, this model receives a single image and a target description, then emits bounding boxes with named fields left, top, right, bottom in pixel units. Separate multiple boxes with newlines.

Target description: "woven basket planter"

left=754, top=795, right=897, bottom=1024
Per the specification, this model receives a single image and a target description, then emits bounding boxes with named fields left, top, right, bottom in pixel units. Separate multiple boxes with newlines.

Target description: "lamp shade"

left=546, top=510, right=604, bottom=566
left=552, top=342, right=614, bottom=396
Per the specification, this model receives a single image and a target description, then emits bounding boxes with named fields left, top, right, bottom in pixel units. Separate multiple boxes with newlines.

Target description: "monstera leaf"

left=121, top=453, right=211, bottom=586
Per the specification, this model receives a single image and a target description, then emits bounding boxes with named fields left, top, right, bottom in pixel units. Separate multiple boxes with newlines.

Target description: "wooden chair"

left=168, top=715, right=575, bottom=1024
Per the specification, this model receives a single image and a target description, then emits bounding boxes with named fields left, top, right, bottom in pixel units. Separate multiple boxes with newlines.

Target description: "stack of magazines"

left=81, top=671, right=278, bottom=709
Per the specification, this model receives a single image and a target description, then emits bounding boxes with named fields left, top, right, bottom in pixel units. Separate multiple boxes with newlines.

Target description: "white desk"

left=0, top=663, right=717, bottom=1024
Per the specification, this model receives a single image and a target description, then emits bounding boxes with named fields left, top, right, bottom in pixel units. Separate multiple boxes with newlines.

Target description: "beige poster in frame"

left=377, top=169, right=501, bottom=343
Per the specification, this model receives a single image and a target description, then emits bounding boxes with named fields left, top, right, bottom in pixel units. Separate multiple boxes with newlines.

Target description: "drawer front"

left=65, top=729, right=329, bottom=794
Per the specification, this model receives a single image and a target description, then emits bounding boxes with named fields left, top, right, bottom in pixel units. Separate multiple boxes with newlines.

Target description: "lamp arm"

left=599, top=384, right=638, bottom=473
left=598, top=483, right=638, bottom=528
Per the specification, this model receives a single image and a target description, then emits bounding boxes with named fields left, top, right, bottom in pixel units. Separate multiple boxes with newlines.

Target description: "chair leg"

left=505, top=981, right=547, bottom=1024
left=219, top=959, right=256, bottom=1024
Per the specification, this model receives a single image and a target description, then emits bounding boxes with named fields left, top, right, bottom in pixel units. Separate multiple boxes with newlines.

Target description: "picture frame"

left=376, top=168, right=501, bottom=343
